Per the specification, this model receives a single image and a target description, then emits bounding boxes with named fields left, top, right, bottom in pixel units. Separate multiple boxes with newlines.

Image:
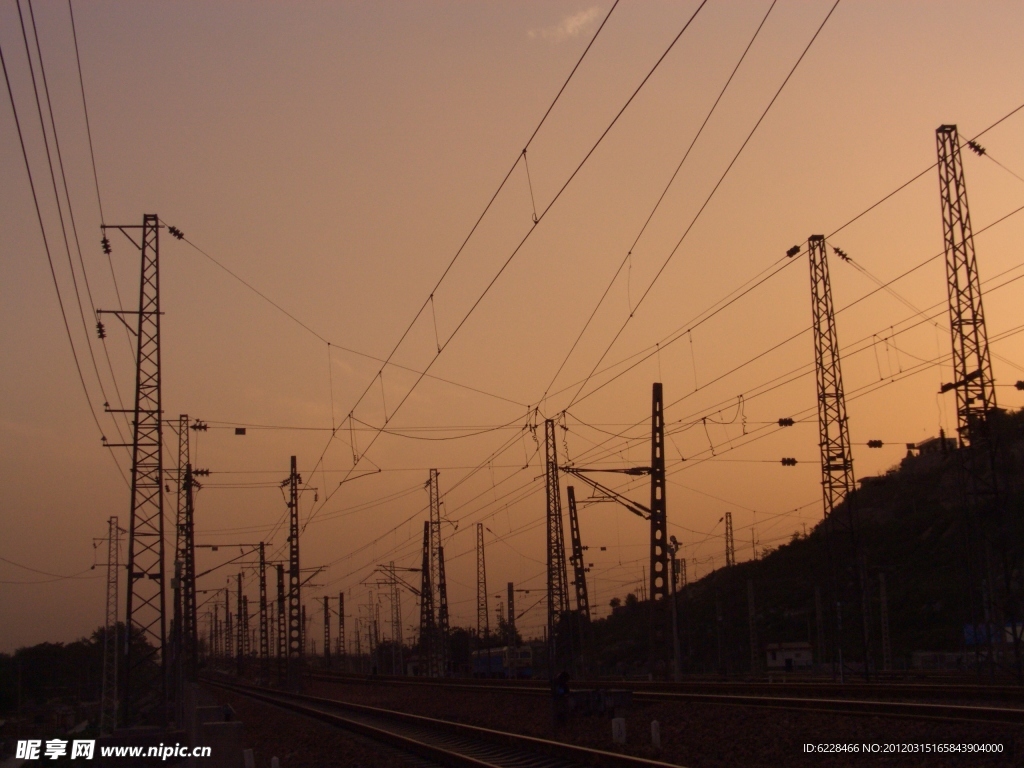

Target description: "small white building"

left=765, top=642, right=813, bottom=670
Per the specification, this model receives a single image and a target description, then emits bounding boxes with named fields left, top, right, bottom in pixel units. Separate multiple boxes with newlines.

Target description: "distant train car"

left=470, top=645, right=533, bottom=678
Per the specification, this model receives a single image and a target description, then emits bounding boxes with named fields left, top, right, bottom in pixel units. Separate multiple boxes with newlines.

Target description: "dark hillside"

left=590, top=409, right=1024, bottom=678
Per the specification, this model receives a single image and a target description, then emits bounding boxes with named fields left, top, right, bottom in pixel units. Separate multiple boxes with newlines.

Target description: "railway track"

left=308, top=672, right=1024, bottom=724
left=206, top=677, right=685, bottom=768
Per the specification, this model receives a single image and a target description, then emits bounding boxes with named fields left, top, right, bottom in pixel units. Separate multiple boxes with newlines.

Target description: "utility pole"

left=224, top=587, right=233, bottom=661
left=437, top=545, right=450, bottom=675
left=236, top=573, right=244, bottom=675
left=100, top=517, right=120, bottom=734
left=389, top=563, right=404, bottom=675
left=566, top=487, right=590, bottom=621
left=258, top=544, right=269, bottom=678
left=338, top=592, right=346, bottom=670
left=937, top=124, right=1002, bottom=676
left=426, top=470, right=449, bottom=676
left=803, top=234, right=869, bottom=681
left=286, top=456, right=303, bottom=683
left=725, top=512, right=736, bottom=568
left=936, top=125, right=998, bottom=465
left=507, top=582, right=516, bottom=650
left=748, top=580, right=759, bottom=676
left=181, top=462, right=198, bottom=682
left=649, top=383, right=668, bottom=602
left=668, top=536, right=681, bottom=683
left=174, top=415, right=188, bottom=690
left=419, top=521, right=436, bottom=676
left=323, top=596, right=331, bottom=669
left=276, top=564, right=285, bottom=680
left=476, top=524, right=490, bottom=646
left=103, top=215, right=166, bottom=725
left=566, top=486, right=590, bottom=679
left=648, top=383, right=671, bottom=679
left=544, top=419, right=570, bottom=677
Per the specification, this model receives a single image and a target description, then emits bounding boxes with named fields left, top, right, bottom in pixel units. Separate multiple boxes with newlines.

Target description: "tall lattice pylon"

left=286, top=456, right=303, bottom=681
left=544, top=419, right=570, bottom=673
left=258, top=543, right=269, bottom=677
left=936, top=125, right=998, bottom=492
left=724, top=511, right=736, bottom=568
left=426, top=471, right=448, bottom=676
left=807, top=234, right=870, bottom=681
left=566, top=487, right=590, bottom=621
left=808, top=235, right=855, bottom=518
left=180, top=462, right=197, bottom=681
left=388, top=562, right=404, bottom=675
left=322, top=596, right=331, bottom=668
left=476, top=523, right=489, bottom=643
left=649, top=383, right=668, bottom=602
left=104, top=214, right=165, bottom=725
left=418, top=521, right=438, bottom=676
left=275, top=564, right=286, bottom=679
left=100, top=516, right=120, bottom=734
left=338, top=592, right=346, bottom=668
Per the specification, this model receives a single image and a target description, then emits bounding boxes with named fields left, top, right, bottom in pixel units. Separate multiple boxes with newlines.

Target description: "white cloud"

left=528, top=6, right=603, bottom=43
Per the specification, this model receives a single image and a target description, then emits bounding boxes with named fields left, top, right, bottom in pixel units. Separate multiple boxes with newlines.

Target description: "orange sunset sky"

left=2, top=0, right=1024, bottom=652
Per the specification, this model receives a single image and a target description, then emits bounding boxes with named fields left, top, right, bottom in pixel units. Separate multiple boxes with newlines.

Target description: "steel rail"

left=306, top=672, right=1024, bottom=724
left=205, top=677, right=686, bottom=768
left=310, top=670, right=1024, bottom=701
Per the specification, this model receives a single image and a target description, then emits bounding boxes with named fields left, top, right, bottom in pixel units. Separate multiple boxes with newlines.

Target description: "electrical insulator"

left=1015, top=381, right=1024, bottom=391
left=867, top=439, right=883, bottom=448
left=786, top=245, right=801, bottom=258
left=191, top=420, right=209, bottom=431
left=781, top=457, right=797, bottom=466
left=167, top=225, right=184, bottom=240
left=101, top=236, right=111, bottom=255
left=96, top=321, right=106, bottom=339
left=833, top=246, right=850, bottom=262
left=778, top=418, right=794, bottom=427
left=967, top=140, right=986, bottom=156
left=193, top=468, right=210, bottom=476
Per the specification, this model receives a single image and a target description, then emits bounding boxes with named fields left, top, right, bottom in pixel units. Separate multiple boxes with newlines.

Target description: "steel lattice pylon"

left=936, top=125, right=998, bottom=494
left=116, top=214, right=166, bottom=725
left=388, top=562, right=403, bottom=674
left=566, top=487, right=590, bottom=621
left=437, top=545, right=450, bottom=674
left=418, top=521, right=437, bottom=675
left=286, top=456, right=303, bottom=677
left=426, top=470, right=448, bottom=675
left=807, top=234, right=870, bottom=681
left=258, top=543, right=269, bottom=676
left=724, top=511, right=736, bottom=568
left=338, top=592, right=346, bottom=665
left=275, top=564, right=286, bottom=679
left=648, top=383, right=668, bottom=602
left=809, top=235, right=855, bottom=516
left=323, top=596, right=331, bottom=667
left=476, top=523, right=489, bottom=642
left=544, top=418, right=570, bottom=671
left=100, top=516, right=119, bottom=735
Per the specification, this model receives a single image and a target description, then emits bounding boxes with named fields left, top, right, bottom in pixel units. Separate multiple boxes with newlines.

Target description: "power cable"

left=542, top=0, right=778, bottom=404
left=564, top=0, right=843, bottom=410
left=305, top=0, right=709, bottom=529
left=0, top=32, right=128, bottom=487
left=26, top=0, right=132, bottom=438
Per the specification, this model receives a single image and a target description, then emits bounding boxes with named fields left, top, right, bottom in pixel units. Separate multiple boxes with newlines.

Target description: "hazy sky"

left=2, top=0, right=1023, bottom=652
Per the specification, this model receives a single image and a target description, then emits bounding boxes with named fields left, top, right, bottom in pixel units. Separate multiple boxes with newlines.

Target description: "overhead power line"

left=0, top=31, right=128, bottom=487
left=564, top=0, right=843, bottom=411
left=303, top=0, right=710, bottom=529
